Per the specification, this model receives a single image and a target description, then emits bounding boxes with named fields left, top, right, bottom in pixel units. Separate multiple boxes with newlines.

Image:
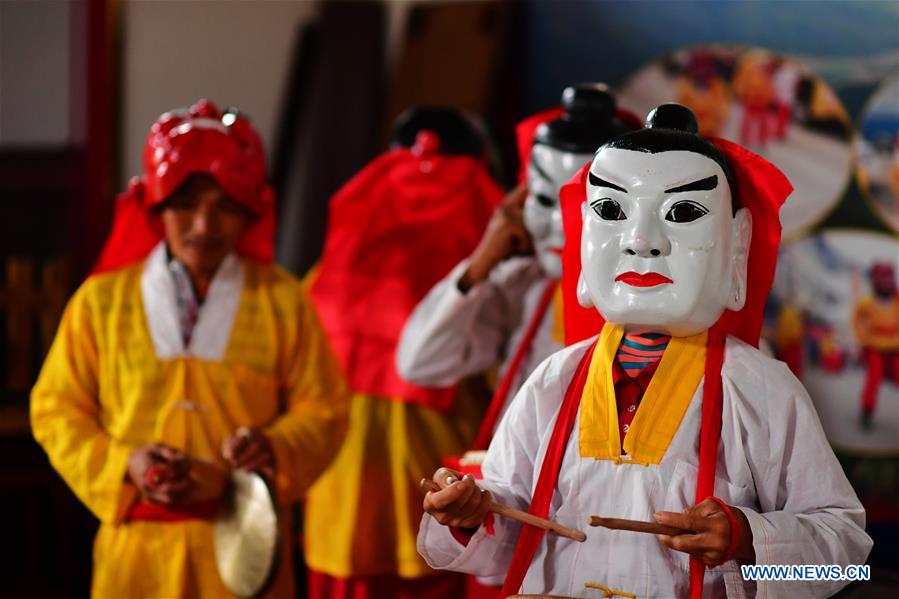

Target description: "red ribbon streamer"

left=473, top=279, right=558, bottom=450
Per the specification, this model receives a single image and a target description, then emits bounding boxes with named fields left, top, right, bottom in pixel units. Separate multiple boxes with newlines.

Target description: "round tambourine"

left=214, top=471, right=279, bottom=598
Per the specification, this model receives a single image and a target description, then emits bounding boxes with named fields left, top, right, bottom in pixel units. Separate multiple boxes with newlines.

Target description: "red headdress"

left=92, top=99, right=275, bottom=274
left=514, top=86, right=642, bottom=184
left=514, top=107, right=564, bottom=182
left=309, top=123, right=503, bottom=411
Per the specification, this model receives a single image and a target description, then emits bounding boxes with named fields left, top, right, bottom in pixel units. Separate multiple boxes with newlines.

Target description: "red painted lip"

left=615, top=271, right=673, bottom=287
left=548, top=247, right=563, bottom=256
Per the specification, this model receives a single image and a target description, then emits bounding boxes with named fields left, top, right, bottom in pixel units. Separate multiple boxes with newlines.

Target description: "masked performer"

left=31, top=100, right=349, bottom=598
left=398, top=85, right=634, bottom=455
left=417, top=104, right=871, bottom=598
left=304, top=108, right=504, bottom=598
left=853, top=261, right=899, bottom=429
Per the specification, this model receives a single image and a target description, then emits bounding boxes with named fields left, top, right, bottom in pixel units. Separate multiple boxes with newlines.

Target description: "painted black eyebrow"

left=588, top=172, right=628, bottom=193
left=665, top=175, right=718, bottom=194
left=530, top=153, right=553, bottom=184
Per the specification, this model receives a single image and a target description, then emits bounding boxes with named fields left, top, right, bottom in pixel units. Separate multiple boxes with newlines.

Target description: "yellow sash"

left=578, top=323, right=708, bottom=465
left=551, top=283, right=565, bottom=344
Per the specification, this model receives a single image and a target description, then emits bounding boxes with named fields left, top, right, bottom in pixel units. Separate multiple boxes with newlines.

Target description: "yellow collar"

left=578, top=323, right=708, bottom=465
left=551, top=283, right=565, bottom=344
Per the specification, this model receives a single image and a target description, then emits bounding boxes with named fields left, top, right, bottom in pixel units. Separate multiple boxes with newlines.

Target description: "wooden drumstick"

left=420, top=478, right=586, bottom=542
left=588, top=515, right=693, bottom=536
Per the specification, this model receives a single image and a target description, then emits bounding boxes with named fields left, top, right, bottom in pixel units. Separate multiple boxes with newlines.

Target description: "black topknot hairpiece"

left=389, top=107, right=485, bottom=157
left=534, top=83, right=634, bottom=154
left=645, top=103, right=699, bottom=133
left=601, top=103, right=739, bottom=210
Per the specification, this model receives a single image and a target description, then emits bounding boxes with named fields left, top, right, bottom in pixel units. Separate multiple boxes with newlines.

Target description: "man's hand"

left=221, top=427, right=274, bottom=479
left=423, top=467, right=492, bottom=530
left=127, top=443, right=192, bottom=506
left=459, top=185, right=532, bottom=291
left=654, top=498, right=755, bottom=565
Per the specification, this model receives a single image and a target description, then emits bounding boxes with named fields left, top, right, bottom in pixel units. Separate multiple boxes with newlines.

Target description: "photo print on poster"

left=766, top=230, right=899, bottom=455
left=617, top=45, right=853, bottom=239
left=856, top=75, right=899, bottom=233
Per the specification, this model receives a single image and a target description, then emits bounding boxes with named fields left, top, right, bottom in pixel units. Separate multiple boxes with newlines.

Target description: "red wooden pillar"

left=69, top=0, right=120, bottom=277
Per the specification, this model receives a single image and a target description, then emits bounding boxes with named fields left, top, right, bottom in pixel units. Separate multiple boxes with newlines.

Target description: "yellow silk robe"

left=303, top=266, right=485, bottom=581
left=303, top=388, right=484, bottom=581
left=31, top=248, right=349, bottom=598
left=303, top=388, right=483, bottom=580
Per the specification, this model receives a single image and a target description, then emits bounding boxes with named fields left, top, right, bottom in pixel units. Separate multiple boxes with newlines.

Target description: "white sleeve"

left=417, top=354, right=559, bottom=576
left=396, top=259, right=517, bottom=387
left=726, top=361, right=873, bottom=598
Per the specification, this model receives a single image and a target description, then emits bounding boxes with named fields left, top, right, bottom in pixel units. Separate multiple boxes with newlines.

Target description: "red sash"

left=472, top=279, right=558, bottom=450
left=499, top=325, right=726, bottom=598
left=127, top=499, right=220, bottom=522
left=499, top=338, right=597, bottom=597
left=690, top=325, right=726, bottom=598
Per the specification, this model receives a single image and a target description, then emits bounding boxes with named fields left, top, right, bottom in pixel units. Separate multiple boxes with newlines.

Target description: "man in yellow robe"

left=31, top=100, right=349, bottom=598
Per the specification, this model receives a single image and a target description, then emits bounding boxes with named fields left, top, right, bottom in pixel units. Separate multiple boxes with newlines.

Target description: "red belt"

left=127, top=499, right=220, bottom=522
left=129, top=463, right=221, bottom=522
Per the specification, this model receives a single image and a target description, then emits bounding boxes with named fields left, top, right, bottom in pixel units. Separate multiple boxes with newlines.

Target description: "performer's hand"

left=654, top=498, right=755, bottom=565
left=460, top=185, right=532, bottom=291
left=127, top=443, right=192, bottom=505
left=423, top=468, right=492, bottom=530
left=222, top=427, right=274, bottom=479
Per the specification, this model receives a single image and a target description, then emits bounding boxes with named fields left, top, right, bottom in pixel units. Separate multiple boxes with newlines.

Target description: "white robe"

left=397, top=257, right=562, bottom=430
left=417, top=335, right=872, bottom=598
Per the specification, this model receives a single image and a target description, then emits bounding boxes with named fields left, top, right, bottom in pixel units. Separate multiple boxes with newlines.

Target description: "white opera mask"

left=524, top=143, right=594, bottom=278
left=577, top=148, right=752, bottom=337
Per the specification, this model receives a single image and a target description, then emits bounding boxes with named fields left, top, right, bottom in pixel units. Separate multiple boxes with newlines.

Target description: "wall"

left=120, top=0, right=318, bottom=187
left=0, top=0, right=70, bottom=147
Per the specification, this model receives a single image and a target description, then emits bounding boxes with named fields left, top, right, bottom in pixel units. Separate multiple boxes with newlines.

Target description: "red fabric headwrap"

left=92, top=99, right=275, bottom=274
left=515, top=107, right=564, bottom=183
left=560, top=137, right=792, bottom=347
left=309, top=133, right=503, bottom=410
left=515, top=107, right=642, bottom=184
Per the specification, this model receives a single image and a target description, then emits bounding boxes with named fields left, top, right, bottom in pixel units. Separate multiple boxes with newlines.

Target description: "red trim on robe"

left=472, top=279, right=558, bottom=450
left=499, top=339, right=597, bottom=597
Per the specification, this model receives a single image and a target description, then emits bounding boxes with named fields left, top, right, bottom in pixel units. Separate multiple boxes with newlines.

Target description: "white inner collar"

left=141, top=242, right=244, bottom=360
